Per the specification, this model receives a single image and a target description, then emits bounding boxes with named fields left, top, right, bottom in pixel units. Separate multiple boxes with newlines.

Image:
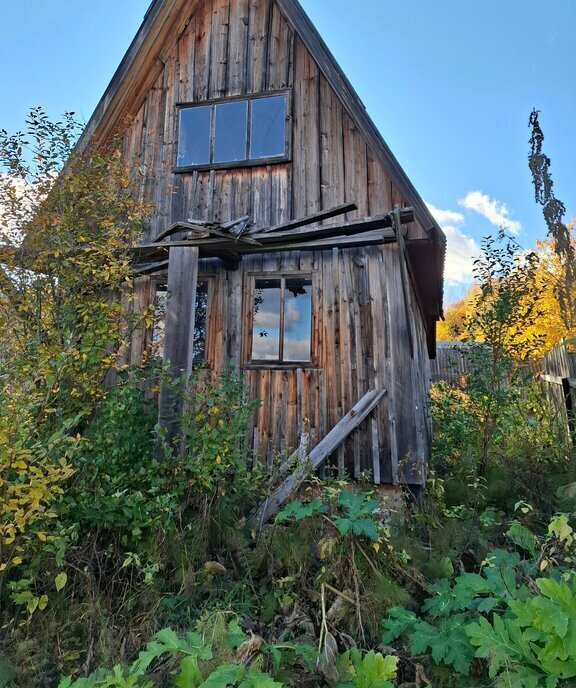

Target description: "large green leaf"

left=466, top=615, right=525, bottom=678
left=409, top=616, right=475, bottom=676
left=199, top=664, right=244, bottom=687
left=380, top=607, right=418, bottom=644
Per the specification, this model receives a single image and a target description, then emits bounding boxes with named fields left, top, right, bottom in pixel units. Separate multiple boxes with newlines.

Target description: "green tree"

left=0, top=108, right=149, bottom=584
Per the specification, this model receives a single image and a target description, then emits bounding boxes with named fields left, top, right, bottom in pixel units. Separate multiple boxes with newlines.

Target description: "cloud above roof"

left=459, top=191, right=522, bottom=235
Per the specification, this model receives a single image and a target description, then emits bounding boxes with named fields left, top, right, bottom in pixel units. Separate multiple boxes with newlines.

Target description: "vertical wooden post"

left=157, top=246, right=199, bottom=449
left=392, top=205, right=414, bottom=359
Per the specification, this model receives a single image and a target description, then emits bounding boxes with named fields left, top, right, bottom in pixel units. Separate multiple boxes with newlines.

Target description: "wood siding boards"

left=105, top=0, right=435, bottom=485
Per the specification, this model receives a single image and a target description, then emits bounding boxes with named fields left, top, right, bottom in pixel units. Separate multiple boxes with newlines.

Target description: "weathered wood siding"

left=121, top=0, right=432, bottom=484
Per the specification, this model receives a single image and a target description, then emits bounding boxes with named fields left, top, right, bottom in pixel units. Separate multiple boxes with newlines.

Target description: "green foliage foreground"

left=1, top=110, right=575, bottom=688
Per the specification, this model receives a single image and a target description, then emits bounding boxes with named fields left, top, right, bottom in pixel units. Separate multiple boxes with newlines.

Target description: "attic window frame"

left=174, top=89, right=292, bottom=173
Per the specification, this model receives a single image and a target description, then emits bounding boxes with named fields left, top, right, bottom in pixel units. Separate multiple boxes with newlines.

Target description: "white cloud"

left=0, top=174, right=33, bottom=245
left=427, top=202, right=481, bottom=286
left=458, top=191, right=522, bottom=235
left=442, top=225, right=481, bottom=285
left=426, top=202, right=465, bottom=227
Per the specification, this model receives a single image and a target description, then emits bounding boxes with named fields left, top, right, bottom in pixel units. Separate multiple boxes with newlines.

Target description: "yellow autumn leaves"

left=439, top=235, right=576, bottom=359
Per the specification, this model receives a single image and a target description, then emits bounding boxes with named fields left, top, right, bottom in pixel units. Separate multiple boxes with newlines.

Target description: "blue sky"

left=1, top=0, right=574, bottom=303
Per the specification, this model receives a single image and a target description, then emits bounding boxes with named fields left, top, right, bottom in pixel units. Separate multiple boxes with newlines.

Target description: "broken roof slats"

left=129, top=207, right=415, bottom=270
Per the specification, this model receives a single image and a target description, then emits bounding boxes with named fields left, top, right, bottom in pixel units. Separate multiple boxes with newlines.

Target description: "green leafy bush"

left=382, top=514, right=576, bottom=686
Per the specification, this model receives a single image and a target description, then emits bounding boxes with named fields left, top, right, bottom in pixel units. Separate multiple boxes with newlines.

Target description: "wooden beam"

left=132, top=230, right=398, bottom=266
left=156, top=246, right=199, bottom=450
left=134, top=213, right=412, bottom=257
left=249, top=211, right=412, bottom=243
left=251, top=202, right=358, bottom=234
left=152, top=215, right=252, bottom=244
left=134, top=259, right=169, bottom=275
left=228, top=230, right=395, bottom=255
left=392, top=206, right=414, bottom=358
left=248, top=388, right=387, bottom=530
left=131, top=229, right=403, bottom=267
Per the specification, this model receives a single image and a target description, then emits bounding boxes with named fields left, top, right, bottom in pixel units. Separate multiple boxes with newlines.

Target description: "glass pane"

left=151, top=284, right=168, bottom=359
left=252, top=279, right=281, bottom=360
left=151, top=280, right=209, bottom=364
left=283, top=278, right=312, bottom=362
left=177, top=107, right=211, bottom=166
left=214, top=101, right=248, bottom=163
left=250, top=95, right=286, bottom=159
left=193, top=280, right=209, bottom=365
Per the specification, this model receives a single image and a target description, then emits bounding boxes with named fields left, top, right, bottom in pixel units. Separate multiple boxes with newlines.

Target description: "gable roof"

left=77, top=0, right=445, bottom=319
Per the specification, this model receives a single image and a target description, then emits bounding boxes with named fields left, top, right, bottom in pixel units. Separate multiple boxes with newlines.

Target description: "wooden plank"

left=248, top=388, right=387, bottom=528
left=253, top=202, right=357, bottom=234
left=226, top=0, right=249, bottom=95
left=209, top=0, right=230, bottom=99
left=177, top=17, right=196, bottom=103
left=371, top=418, right=381, bottom=485
left=392, top=206, right=414, bottom=358
left=367, top=247, right=392, bottom=483
left=251, top=166, right=272, bottom=228
left=381, top=246, right=399, bottom=484
left=343, top=112, right=368, bottom=220
left=303, top=44, right=321, bottom=219
left=291, top=37, right=308, bottom=220
left=367, top=149, right=393, bottom=216
left=270, top=166, right=291, bottom=226
left=337, top=248, right=353, bottom=473
left=267, top=3, right=293, bottom=90
left=251, top=211, right=411, bottom=241
left=320, top=74, right=345, bottom=214
left=247, top=0, right=270, bottom=93
left=134, top=260, right=170, bottom=276
left=193, top=0, right=213, bottom=101
left=542, top=373, right=564, bottom=386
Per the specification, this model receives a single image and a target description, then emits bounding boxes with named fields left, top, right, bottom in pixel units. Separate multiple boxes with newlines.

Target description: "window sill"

left=243, top=363, right=318, bottom=371
left=174, top=155, right=290, bottom=174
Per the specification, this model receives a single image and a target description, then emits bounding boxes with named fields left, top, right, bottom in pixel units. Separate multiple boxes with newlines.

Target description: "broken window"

left=151, top=279, right=210, bottom=365
left=252, top=276, right=312, bottom=363
left=177, top=93, right=288, bottom=169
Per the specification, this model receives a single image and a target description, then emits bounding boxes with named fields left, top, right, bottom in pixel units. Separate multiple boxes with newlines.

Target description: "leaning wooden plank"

left=248, top=388, right=387, bottom=529
left=249, top=202, right=358, bottom=234
left=276, top=433, right=310, bottom=478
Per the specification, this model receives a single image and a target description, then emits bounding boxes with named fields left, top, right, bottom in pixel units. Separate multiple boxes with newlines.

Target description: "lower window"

left=251, top=276, right=312, bottom=363
left=151, top=279, right=210, bottom=365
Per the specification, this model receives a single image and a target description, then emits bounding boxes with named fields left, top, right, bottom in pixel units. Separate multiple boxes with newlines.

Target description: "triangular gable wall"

left=88, top=0, right=439, bottom=483
left=80, top=0, right=443, bottom=323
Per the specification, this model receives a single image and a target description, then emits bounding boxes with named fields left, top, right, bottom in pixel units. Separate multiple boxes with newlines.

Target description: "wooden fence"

left=431, top=340, right=576, bottom=441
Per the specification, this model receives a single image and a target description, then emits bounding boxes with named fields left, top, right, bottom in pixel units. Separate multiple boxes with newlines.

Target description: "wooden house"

left=77, top=0, right=446, bottom=500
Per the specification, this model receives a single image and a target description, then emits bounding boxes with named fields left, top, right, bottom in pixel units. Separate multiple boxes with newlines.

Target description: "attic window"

left=176, top=93, right=289, bottom=170
left=251, top=276, right=312, bottom=363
